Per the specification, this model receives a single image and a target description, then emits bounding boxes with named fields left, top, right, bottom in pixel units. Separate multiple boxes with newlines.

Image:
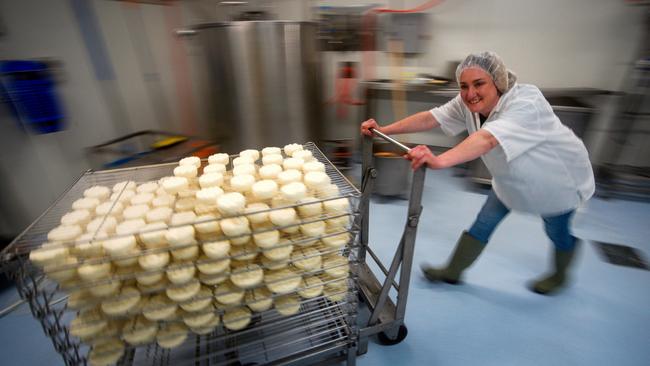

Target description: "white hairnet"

left=455, top=51, right=517, bottom=94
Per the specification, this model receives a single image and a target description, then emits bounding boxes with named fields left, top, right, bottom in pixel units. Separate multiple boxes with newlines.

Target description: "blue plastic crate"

left=0, top=60, right=64, bottom=134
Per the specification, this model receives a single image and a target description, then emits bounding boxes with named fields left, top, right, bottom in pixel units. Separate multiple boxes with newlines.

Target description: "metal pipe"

left=364, top=247, right=400, bottom=291
left=369, top=128, right=411, bottom=153
left=175, top=29, right=197, bottom=37
left=395, top=168, right=426, bottom=322
left=359, top=135, right=374, bottom=263
left=0, top=298, right=26, bottom=318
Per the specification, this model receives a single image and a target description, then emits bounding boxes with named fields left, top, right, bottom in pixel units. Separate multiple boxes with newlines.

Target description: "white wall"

left=425, top=0, right=644, bottom=90
left=0, top=0, right=205, bottom=235
left=297, top=0, right=645, bottom=90
left=0, top=0, right=122, bottom=236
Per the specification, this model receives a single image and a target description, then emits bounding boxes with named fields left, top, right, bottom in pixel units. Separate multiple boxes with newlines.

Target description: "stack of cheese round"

left=31, top=145, right=355, bottom=341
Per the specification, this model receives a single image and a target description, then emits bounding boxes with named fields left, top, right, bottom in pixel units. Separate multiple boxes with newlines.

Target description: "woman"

left=360, top=51, right=594, bottom=295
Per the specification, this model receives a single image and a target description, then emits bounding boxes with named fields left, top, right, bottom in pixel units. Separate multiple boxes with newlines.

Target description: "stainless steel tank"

left=190, top=21, right=324, bottom=152
left=372, top=142, right=412, bottom=198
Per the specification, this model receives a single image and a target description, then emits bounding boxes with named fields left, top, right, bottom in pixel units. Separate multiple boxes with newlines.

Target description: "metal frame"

left=0, top=135, right=427, bottom=364
left=355, top=130, right=426, bottom=352
left=0, top=142, right=362, bottom=366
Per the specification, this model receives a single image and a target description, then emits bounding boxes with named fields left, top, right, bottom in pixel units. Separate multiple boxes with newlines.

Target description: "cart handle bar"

left=369, top=128, right=411, bottom=153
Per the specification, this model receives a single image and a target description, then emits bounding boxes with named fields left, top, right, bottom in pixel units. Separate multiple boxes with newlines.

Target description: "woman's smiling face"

left=459, top=68, right=500, bottom=117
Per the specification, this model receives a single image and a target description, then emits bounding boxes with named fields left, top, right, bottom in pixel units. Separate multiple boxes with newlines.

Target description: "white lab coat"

left=430, top=83, right=595, bottom=215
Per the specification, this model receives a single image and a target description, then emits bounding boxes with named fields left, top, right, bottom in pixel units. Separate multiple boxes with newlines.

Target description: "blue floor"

left=1, top=169, right=649, bottom=365
left=358, top=169, right=650, bottom=366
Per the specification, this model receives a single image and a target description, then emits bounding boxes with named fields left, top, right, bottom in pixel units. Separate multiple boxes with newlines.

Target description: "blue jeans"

left=467, top=190, right=577, bottom=251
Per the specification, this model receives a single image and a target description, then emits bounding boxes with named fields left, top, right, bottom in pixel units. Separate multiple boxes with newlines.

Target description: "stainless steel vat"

left=372, top=142, right=412, bottom=197
left=190, top=21, right=324, bottom=152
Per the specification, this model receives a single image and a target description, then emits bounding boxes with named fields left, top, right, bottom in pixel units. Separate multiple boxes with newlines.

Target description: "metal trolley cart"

left=0, top=136, right=425, bottom=365
left=355, top=130, right=425, bottom=353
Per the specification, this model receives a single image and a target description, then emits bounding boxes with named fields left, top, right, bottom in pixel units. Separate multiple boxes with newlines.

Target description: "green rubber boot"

left=531, top=244, right=579, bottom=295
left=421, top=231, right=486, bottom=284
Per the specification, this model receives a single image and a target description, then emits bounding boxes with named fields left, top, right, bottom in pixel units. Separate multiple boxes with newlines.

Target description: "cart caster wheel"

left=377, top=325, right=408, bottom=345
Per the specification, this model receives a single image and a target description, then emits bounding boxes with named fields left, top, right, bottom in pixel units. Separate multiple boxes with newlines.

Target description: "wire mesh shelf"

left=0, top=142, right=361, bottom=366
